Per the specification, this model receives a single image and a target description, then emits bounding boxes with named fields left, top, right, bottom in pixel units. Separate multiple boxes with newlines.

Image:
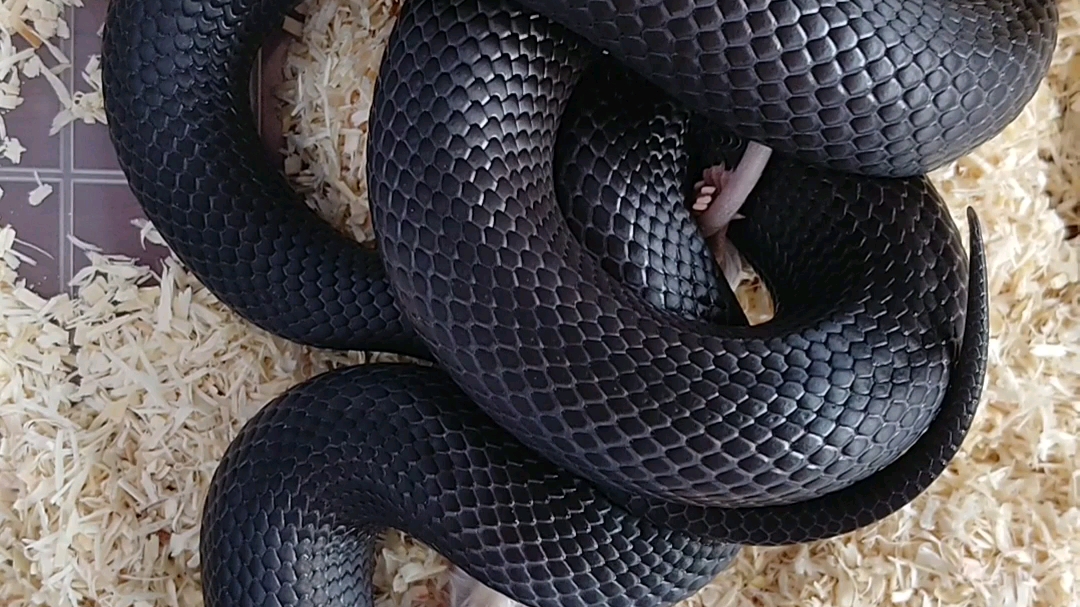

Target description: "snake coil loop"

left=100, top=0, right=1049, bottom=603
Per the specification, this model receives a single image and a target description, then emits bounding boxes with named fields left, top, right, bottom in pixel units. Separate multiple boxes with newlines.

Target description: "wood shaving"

left=1, top=0, right=1078, bottom=606
left=50, top=53, right=104, bottom=134
left=26, top=172, right=49, bottom=205
left=0, top=133, right=24, bottom=162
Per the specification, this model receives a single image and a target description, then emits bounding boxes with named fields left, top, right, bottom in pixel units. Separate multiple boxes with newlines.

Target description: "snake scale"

left=99, top=0, right=1054, bottom=603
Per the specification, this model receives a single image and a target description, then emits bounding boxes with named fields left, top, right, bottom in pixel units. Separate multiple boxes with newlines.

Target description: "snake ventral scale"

left=98, top=0, right=1056, bottom=605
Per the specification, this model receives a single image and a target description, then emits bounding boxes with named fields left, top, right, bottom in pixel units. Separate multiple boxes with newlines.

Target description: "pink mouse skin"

left=690, top=141, right=773, bottom=288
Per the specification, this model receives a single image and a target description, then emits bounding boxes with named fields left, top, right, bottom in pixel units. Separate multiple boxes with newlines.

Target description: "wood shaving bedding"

left=0, top=0, right=104, bottom=183
left=1, top=0, right=1078, bottom=606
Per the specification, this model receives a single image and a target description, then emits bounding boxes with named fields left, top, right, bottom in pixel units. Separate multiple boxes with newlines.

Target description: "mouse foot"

left=692, top=167, right=744, bottom=289
left=689, top=141, right=773, bottom=289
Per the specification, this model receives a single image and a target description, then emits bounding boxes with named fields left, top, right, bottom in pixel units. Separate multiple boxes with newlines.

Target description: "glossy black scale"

left=98, top=0, right=1039, bottom=599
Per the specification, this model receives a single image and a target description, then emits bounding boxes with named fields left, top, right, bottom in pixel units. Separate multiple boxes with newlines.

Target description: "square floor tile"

left=0, top=179, right=63, bottom=296
left=71, top=181, right=170, bottom=274
left=72, top=0, right=121, bottom=173
left=3, top=66, right=63, bottom=171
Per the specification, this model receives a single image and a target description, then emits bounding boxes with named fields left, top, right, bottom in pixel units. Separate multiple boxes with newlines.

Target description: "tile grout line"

left=0, top=169, right=127, bottom=180
left=0, top=168, right=65, bottom=179
left=67, top=176, right=131, bottom=185
left=61, top=2, right=76, bottom=296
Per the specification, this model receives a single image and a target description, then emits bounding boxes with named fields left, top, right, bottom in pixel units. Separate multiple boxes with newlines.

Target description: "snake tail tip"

left=966, top=206, right=982, bottom=235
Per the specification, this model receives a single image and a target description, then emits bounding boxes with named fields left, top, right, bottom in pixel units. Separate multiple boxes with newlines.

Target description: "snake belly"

left=99, top=0, right=1044, bottom=600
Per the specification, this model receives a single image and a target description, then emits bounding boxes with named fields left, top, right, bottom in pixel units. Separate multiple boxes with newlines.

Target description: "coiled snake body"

left=100, top=0, right=1053, bottom=603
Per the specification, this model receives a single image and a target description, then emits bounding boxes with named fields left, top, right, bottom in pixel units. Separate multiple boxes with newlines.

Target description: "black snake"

left=99, top=0, right=1054, bottom=603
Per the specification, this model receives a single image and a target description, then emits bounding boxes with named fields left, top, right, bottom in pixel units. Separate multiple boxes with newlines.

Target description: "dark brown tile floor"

left=0, top=2, right=276, bottom=298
